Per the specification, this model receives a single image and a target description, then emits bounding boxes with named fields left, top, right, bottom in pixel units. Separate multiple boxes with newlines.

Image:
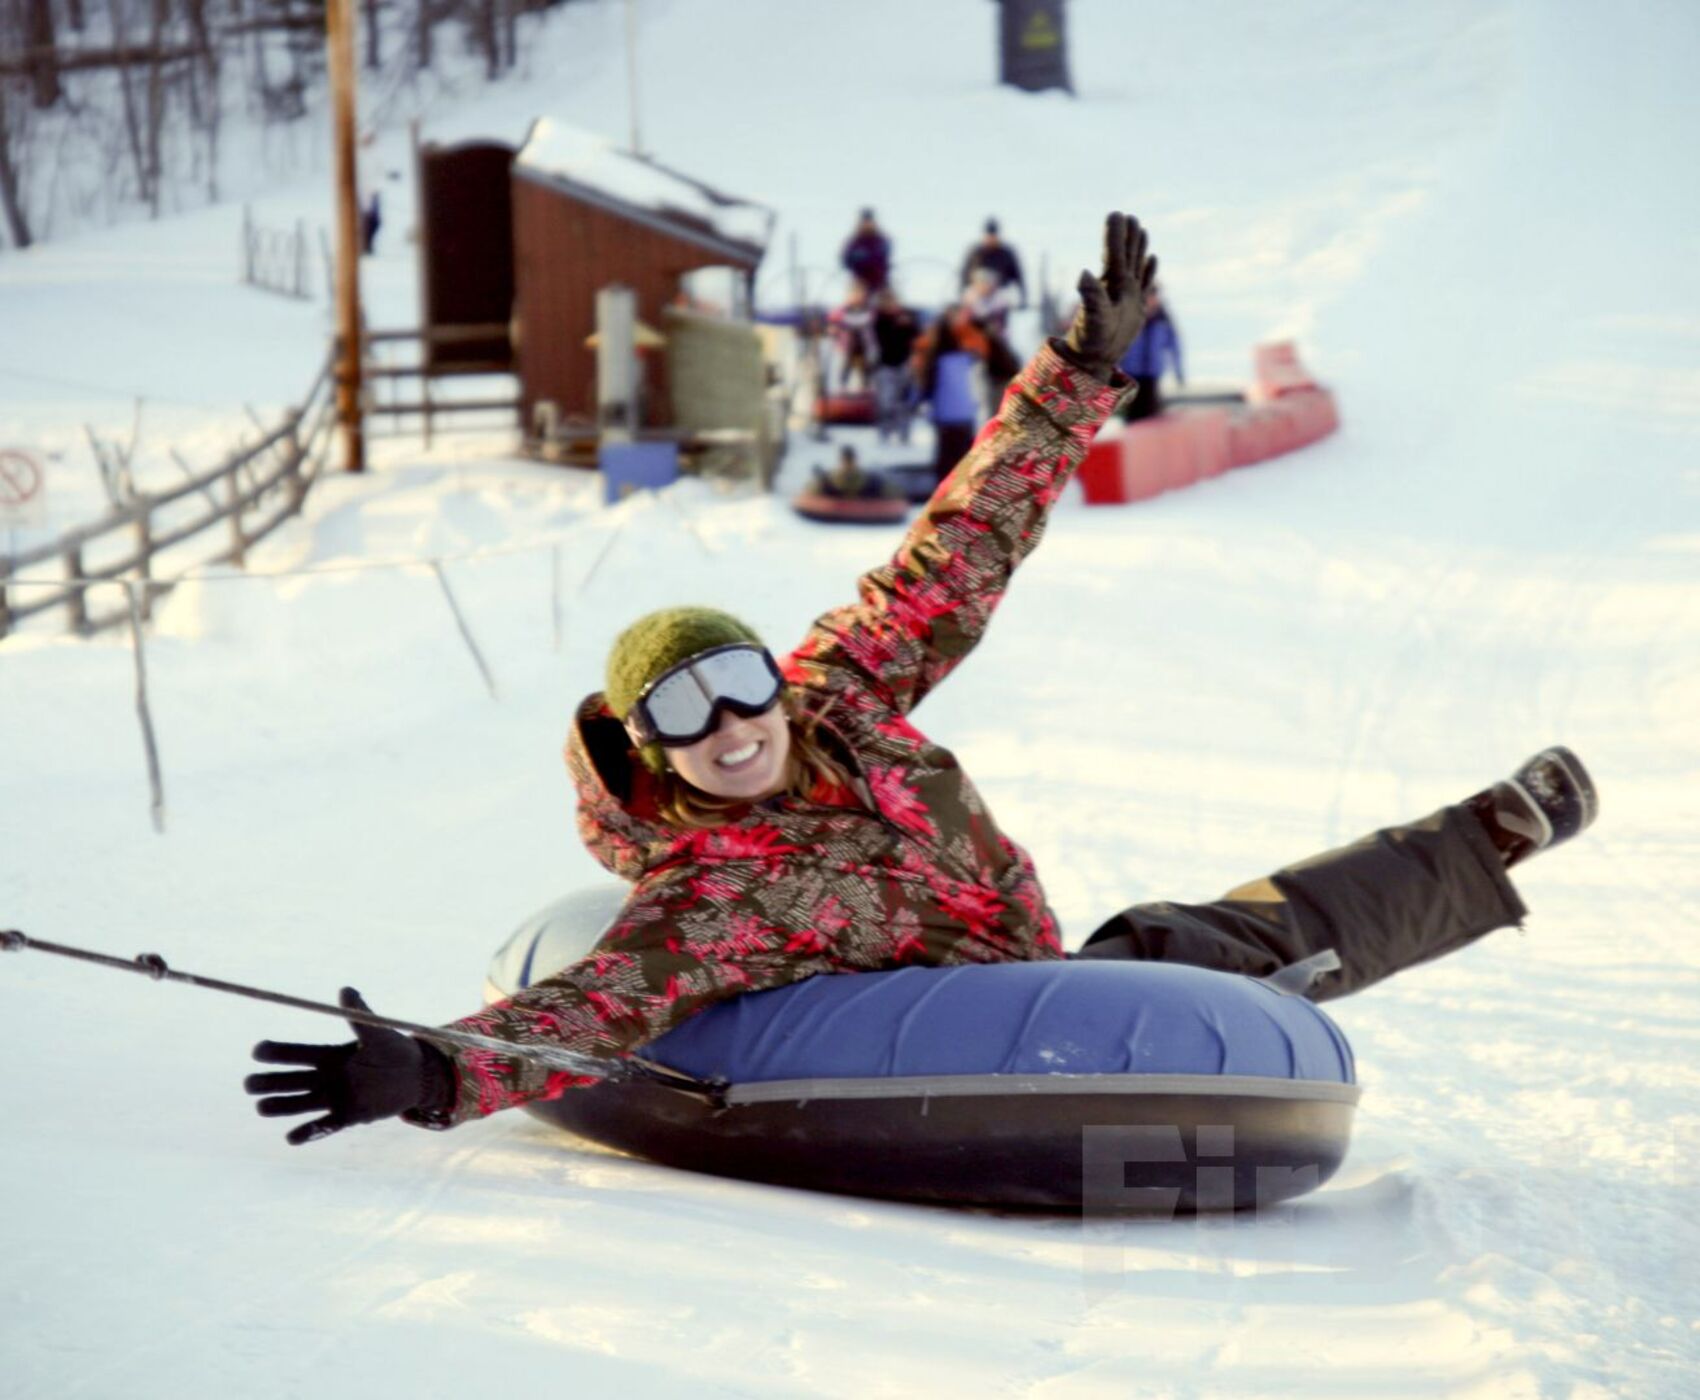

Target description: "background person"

left=840, top=207, right=893, bottom=294
left=871, top=288, right=921, bottom=443
left=914, top=304, right=986, bottom=485
left=960, top=217, right=1026, bottom=307
left=1115, top=282, right=1183, bottom=421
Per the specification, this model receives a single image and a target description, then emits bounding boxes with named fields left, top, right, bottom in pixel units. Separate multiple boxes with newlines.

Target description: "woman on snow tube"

left=246, top=213, right=1598, bottom=1201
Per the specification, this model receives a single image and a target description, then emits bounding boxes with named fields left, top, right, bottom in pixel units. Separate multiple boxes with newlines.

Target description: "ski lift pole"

left=0, top=929, right=722, bottom=1104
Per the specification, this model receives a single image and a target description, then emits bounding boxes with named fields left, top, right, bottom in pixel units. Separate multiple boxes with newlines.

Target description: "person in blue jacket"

left=1116, top=283, right=1183, bottom=421
left=916, top=306, right=985, bottom=486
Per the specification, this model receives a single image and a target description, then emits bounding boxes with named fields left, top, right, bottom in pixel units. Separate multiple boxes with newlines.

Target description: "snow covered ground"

left=3, top=1, right=1698, bottom=1395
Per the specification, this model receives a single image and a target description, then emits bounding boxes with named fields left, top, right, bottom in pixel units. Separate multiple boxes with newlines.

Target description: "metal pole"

left=327, top=0, right=366, bottom=473
left=624, top=0, right=643, bottom=157
left=0, top=929, right=719, bottom=1099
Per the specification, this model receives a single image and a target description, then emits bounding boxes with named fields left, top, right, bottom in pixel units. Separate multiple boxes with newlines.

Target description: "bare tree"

left=25, top=0, right=60, bottom=107
left=0, top=76, right=35, bottom=247
left=0, top=0, right=578, bottom=254
left=416, top=0, right=433, bottom=70
left=142, top=0, right=167, bottom=215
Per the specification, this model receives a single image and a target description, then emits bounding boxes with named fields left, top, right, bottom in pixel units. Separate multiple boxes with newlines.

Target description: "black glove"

left=245, top=987, right=456, bottom=1146
left=1057, top=212, right=1158, bottom=381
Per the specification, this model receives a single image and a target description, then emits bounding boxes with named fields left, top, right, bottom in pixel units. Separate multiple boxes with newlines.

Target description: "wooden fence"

left=0, top=352, right=337, bottom=639
left=365, top=323, right=521, bottom=447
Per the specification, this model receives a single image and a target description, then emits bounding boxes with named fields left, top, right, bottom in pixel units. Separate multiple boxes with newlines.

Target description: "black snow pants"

left=1075, top=804, right=1527, bottom=1002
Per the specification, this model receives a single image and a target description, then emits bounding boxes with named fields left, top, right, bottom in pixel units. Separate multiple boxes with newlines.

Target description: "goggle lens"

left=628, top=645, right=784, bottom=747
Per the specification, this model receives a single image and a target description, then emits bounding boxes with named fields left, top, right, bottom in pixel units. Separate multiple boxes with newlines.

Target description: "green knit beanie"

left=605, top=606, right=766, bottom=773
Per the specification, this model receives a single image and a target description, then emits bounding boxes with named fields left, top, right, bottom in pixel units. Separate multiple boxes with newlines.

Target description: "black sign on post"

left=999, top=0, right=1073, bottom=95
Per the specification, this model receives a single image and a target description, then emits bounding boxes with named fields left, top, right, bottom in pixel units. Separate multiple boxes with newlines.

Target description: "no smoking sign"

left=0, top=449, right=47, bottom=528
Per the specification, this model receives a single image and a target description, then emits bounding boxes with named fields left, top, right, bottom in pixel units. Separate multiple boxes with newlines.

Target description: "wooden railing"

left=0, top=352, right=337, bottom=639
left=365, top=323, right=520, bottom=448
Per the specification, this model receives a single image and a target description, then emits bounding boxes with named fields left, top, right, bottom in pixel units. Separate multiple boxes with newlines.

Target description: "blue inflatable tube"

left=485, top=888, right=1360, bottom=1211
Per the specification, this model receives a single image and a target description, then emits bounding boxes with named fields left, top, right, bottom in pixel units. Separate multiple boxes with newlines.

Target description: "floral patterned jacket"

left=412, top=343, right=1127, bottom=1127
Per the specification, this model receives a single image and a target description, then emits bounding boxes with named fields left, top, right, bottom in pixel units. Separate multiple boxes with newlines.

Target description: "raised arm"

left=792, top=213, right=1157, bottom=715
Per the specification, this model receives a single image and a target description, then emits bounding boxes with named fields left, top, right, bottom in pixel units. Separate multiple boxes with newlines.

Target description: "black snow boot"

left=1468, top=746, right=1599, bottom=868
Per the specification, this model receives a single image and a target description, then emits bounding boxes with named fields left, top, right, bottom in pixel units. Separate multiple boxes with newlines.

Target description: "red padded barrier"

left=1191, top=409, right=1233, bottom=478
left=1080, top=348, right=1338, bottom=504
left=1140, top=416, right=1196, bottom=493
left=1264, top=401, right=1304, bottom=455
left=1252, top=341, right=1320, bottom=399
left=1078, top=434, right=1127, bottom=504
left=1227, top=408, right=1276, bottom=466
left=1117, top=424, right=1169, bottom=502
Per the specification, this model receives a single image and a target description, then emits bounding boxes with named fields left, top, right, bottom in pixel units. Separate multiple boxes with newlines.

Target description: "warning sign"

left=0, top=448, right=47, bottom=527
left=1021, top=11, right=1061, bottom=50
left=999, top=0, right=1072, bottom=93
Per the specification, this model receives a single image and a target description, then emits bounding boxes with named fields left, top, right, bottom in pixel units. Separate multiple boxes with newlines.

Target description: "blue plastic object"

left=600, top=440, right=680, bottom=504
left=640, top=959, right=1355, bottom=1087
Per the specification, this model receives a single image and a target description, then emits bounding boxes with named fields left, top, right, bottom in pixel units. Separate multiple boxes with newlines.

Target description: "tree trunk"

left=26, top=0, right=63, bottom=107
left=186, top=0, right=220, bottom=199
left=480, top=0, right=498, bottom=79
left=144, top=0, right=169, bottom=217
left=0, top=86, right=35, bottom=248
left=415, top=0, right=432, bottom=69
left=108, top=0, right=156, bottom=210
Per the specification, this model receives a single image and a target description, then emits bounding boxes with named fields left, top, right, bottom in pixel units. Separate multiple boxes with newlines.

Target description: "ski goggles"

left=622, top=643, right=786, bottom=748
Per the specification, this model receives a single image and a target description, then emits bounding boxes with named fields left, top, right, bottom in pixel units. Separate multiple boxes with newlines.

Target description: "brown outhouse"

left=510, top=119, right=773, bottom=431
left=415, top=137, right=518, bottom=374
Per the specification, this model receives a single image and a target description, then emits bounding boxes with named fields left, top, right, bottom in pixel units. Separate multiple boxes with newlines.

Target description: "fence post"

left=65, top=545, right=87, bottom=633
left=225, top=467, right=247, bottom=567
left=132, top=512, right=154, bottom=621
left=284, top=415, right=306, bottom=512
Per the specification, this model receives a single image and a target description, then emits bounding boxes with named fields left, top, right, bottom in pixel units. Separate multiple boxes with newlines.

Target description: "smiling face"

left=664, top=702, right=792, bottom=802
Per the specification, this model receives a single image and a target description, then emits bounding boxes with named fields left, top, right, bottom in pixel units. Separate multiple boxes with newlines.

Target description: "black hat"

left=985, top=218, right=1000, bottom=235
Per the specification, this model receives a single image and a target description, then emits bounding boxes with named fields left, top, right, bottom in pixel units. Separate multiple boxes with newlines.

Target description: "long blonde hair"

left=654, top=689, right=854, bottom=829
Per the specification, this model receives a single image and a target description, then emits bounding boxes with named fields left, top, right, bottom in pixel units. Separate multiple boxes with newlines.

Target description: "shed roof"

left=514, top=119, right=772, bottom=267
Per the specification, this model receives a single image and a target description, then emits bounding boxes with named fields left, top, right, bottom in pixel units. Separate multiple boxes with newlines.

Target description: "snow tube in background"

left=484, top=889, right=1360, bottom=1211
left=791, top=488, right=909, bottom=525
left=815, top=391, right=877, bottom=425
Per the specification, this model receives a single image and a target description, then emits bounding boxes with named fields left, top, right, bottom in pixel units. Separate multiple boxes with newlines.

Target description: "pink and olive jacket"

left=413, top=344, right=1128, bottom=1127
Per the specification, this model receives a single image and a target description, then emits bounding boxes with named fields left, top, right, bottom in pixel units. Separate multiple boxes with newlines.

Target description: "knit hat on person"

left=604, top=606, right=766, bottom=773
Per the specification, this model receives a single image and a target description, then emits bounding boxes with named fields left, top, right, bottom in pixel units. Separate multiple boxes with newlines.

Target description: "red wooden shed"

left=510, top=119, right=773, bottom=431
